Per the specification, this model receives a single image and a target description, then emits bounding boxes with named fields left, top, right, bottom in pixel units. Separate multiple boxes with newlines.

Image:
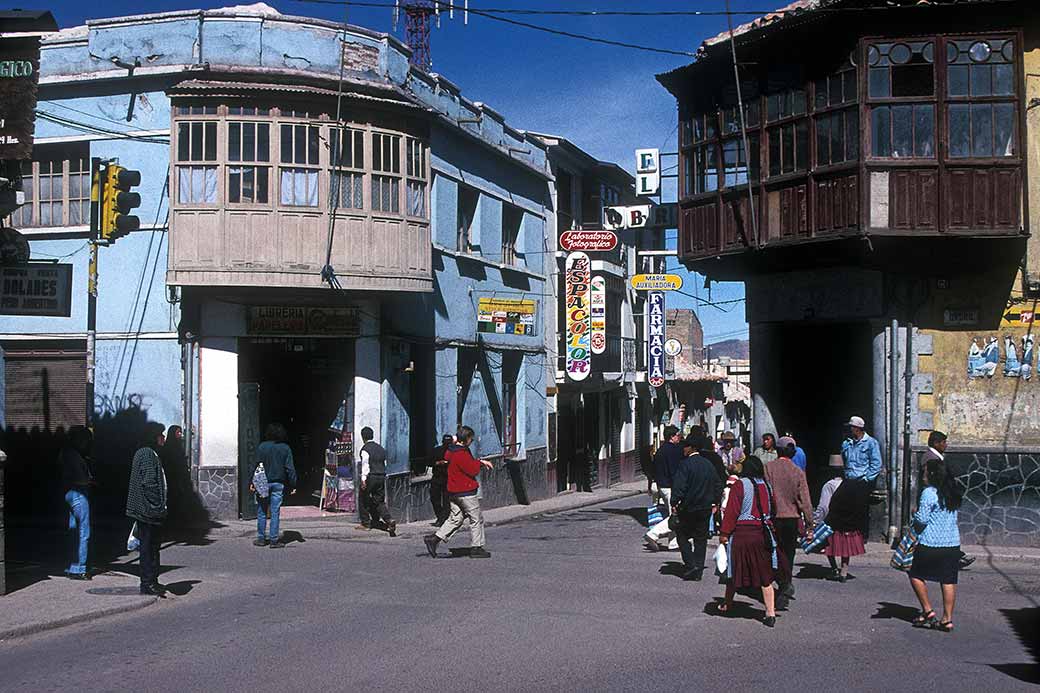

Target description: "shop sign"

left=636, top=148, right=660, bottom=196
left=631, top=273, right=684, bottom=291
left=943, top=307, right=979, bottom=327
left=0, top=262, right=72, bottom=316
left=565, top=252, right=592, bottom=381
left=590, top=275, right=606, bottom=355
left=559, top=229, right=617, bottom=252
left=0, top=37, right=42, bottom=160
left=664, top=338, right=682, bottom=357
left=604, top=205, right=651, bottom=231
left=477, top=297, right=537, bottom=336
left=647, top=290, right=666, bottom=388
left=248, top=306, right=361, bottom=335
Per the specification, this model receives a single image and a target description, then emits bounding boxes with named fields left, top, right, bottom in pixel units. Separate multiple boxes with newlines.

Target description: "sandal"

left=912, top=610, right=937, bottom=628
left=932, top=620, right=954, bottom=633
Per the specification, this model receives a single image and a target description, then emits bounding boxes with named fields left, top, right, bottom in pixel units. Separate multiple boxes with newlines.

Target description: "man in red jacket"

left=424, top=425, right=494, bottom=558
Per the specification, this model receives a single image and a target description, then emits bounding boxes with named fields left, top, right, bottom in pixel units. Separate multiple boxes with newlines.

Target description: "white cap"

left=847, top=416, right=866, bottom=429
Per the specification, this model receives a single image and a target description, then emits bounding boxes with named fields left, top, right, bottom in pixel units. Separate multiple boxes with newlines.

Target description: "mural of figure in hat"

left=981, top=336, right=1000, bottom=377
left=1022, top=335, right=1034, bottom=381
left=967, top=338, right=986, bottom=378
left=1003, top=334, right=1021, bottom=377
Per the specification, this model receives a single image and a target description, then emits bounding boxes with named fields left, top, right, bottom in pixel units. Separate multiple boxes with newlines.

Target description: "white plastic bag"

left=127, top=521, right=140, bottom=552
left=714, top=543, right=728, bottom=575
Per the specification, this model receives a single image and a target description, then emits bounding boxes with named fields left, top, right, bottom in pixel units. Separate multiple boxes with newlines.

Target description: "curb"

left=0, top=595, right=158, bottom=642
left=484, top=489, right=645, bottom=527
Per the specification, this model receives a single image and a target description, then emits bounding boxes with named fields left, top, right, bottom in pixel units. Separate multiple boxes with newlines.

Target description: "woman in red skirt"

left=821, top=460, right=867, bottom=583
left=717, top=456, right=788, bottom=627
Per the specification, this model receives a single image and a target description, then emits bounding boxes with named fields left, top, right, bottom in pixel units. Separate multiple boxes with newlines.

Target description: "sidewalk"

left=210, top=481, right=648, bottom=540
left=0, top=569, right=157, bottom=642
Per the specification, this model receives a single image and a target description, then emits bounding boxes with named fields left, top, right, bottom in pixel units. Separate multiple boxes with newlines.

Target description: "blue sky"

left=45, top=0, right=762, bottom=343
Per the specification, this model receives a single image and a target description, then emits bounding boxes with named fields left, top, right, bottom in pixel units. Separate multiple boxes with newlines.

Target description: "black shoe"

left=469, top=547, right=492, bottom=558
left=387, top=520, right=397, bottom=538
left=763, top=616, right=776, bottom=628
left=776, top=594, right=790, bottom=611
left=65, top=571, right=92, bottom=581
left=424, top=534, right=440, bottom=558
left=959, top=554, right=976, bottom=569
left=140, top=583, right=166, bottom=597
left=682, top=568, right=704, bottom=581
left=782, top=582, right=796, bottom=599
left=253, top=538, right=269, bottom=547
left=269, top=540, right=286, bottom=549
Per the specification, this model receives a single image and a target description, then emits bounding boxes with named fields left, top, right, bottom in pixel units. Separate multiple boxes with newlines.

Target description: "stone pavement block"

left=0, top=571, right=156, bottom=641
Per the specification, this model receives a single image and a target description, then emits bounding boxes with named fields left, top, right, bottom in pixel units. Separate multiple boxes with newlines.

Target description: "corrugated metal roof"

left=702, top=0, right=820, bottom=48
left=168, top=80, right=423, bottom=110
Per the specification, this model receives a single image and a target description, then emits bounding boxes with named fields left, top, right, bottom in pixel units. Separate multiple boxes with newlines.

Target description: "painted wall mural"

left=967, top=334, right=1035, bottom=379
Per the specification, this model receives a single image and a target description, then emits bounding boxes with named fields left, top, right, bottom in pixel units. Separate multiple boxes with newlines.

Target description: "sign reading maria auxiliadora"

left=631, top=274, right=683, bottom=292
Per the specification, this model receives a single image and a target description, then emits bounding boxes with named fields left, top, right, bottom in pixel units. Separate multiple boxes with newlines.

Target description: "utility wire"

left=35, top=110, right=169, bottom=144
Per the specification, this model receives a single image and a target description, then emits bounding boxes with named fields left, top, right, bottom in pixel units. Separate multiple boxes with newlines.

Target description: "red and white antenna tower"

left=393, top=0, right=468, bottom=71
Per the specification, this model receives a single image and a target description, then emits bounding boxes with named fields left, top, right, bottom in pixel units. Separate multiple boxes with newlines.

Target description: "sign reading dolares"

left=0, top=263, right=73, bottom=316
left=647, top=291, right=666, bottom=388
left=565, top=252, right=592, bottom=381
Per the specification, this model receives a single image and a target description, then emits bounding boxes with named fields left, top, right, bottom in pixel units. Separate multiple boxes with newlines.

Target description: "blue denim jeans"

left=257, top=482, right=284, bottom=541
left=64, top=489, right=90, bottom=574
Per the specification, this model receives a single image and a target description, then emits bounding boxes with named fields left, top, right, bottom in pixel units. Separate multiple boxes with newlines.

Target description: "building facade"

left=2, top=4, right=558, bottom=523
left=659, top=0, right=1040, bottom=545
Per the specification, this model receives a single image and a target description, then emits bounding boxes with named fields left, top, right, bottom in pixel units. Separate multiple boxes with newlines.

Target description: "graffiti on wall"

left=968, top=334, right=1035, bottom=380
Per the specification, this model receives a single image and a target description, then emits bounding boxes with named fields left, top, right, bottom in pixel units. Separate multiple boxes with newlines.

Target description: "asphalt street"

left=1, top=497, right=1037, bottom=692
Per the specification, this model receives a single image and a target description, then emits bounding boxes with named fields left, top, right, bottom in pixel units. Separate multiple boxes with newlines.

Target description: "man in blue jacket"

left=644, top=426, right=683, bottom=551
left=841, top=416, right=882, bottom=483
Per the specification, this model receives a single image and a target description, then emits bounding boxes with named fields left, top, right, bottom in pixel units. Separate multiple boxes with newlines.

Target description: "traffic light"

left=100, top=163, right=141, bottom=243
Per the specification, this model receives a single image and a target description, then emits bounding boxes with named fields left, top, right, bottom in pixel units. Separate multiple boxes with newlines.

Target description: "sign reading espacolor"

left=565, top=252, right=592, bottom=381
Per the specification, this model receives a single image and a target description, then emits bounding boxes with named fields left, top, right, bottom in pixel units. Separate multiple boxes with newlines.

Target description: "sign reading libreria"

left=565, top=252, right=592, bottom=381
left=477, top=297, right=537, bottom=336
left=0, top=263, right=73, bottom=316
left=248, top=306, right=360, bottom=335
left=647, top=291, right=666, bottom=387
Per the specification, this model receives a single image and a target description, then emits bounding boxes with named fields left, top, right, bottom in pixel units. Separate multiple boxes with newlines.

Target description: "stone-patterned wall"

left=619, top=450, right=645, bottom=484
left=1, top=454, right=6, bottom=596
left=197, top=467, right=237, bottom=521
left=917, top=450, right=1040, bottom=547
left=385, top=448, right=550, bottom=524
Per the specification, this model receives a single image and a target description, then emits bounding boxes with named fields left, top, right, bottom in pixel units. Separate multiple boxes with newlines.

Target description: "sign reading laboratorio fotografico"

left=0, top=263, right=73, bottom=316
left=590, top=275, right=606, bottom=355
left=0, top=37, right=42, bottom=160
left=477, top=297, right=537, bottom=336
left=248, top=306, right=361, bottom=335
left=565, top=252, right=592, bottom=381
left=647, top=291, right=666, bottom=388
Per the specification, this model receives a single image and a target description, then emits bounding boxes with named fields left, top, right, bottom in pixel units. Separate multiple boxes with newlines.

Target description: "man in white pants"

left=644, top=426, right=683, bottom=551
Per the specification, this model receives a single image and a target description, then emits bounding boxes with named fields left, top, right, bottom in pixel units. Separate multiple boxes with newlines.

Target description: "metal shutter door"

left=4, top=348, right=86, bottom=432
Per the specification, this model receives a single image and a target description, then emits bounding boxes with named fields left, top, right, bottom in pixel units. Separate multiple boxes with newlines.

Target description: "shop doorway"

left=238, top=338, right=354, bottom=517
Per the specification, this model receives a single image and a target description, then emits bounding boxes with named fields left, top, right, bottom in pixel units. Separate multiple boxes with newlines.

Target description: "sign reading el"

left=0, top=37, right=43, bottom=160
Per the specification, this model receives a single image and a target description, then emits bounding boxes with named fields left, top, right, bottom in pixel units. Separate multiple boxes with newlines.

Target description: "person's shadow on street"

left=871, top=601, right=920, bottom=622
left=280, top=530, right=305, bottom=545
left=658, top=561, right=687, bottom=578
left=600, top=506, right=652, bottom=527
left=702, top=598, right=767, bottom=622
left=795, top=562, right=835, bottom=580
left=163, top=580, right=201, bottom=596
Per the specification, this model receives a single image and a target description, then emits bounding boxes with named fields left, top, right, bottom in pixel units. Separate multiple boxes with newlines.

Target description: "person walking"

left=424, top=426, right=494, bottom=558
left=644, top=426, right=684, bottom=552
left=782, top=432, right=808, bottom=472
left=359, top=426, right=397, bottom=536
left=764, top=436, right=813, bottom=608
left=717, top=456, right=787, bottom=627
left=752, top=433, right=778, bottom=464
left=826, top=416, right=882, bottom=544
left=908, top=458, right=963, bottom=632
left=671, top=433, right=724, bottom=581
left=251, top=423, right=298, bottom=548
left=814, top=455, right=861, bottom=580
left=60, top=426, right=95, bottom=580
left=718, top=431, right=746, bottom=471
left=428, top=434, right=454, bottom=526
left=919, top=431, right=974, bottom=569
left=126, top=423, right=168, bottom=597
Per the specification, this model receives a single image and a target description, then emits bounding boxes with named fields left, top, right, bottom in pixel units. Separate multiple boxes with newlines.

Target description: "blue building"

left=1, top=4, right=554, bottom=522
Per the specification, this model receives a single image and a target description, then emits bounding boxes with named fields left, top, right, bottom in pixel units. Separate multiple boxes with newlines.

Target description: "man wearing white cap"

left=841, top=416, right=882, bottom=484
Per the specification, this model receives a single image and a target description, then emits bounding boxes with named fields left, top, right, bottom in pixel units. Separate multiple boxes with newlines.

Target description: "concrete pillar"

left=435, top=346, right=457, bottom=438
left=353, top=300, right=382, bottom=445
left=198, top=337, right=238, bottom=468
left=750, top=323, right=778, bottom=442
left=872, top=323, right=889, bottom=464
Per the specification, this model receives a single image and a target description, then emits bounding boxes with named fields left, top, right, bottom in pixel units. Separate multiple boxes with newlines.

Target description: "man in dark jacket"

left=424, top=425, right=494, bottom=558
left=250, top=423, right=297, bottom=548
left=644, top=425, right=683, bottom=551
left=671, top=433, right=725, bottom=581
left=127, top=423, right=168, bottom=596
left=428, top=434, right=454, bottom=526
left=359, top=427, right=396, bottom=536
left=60, top=426, right=94, bottom=580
